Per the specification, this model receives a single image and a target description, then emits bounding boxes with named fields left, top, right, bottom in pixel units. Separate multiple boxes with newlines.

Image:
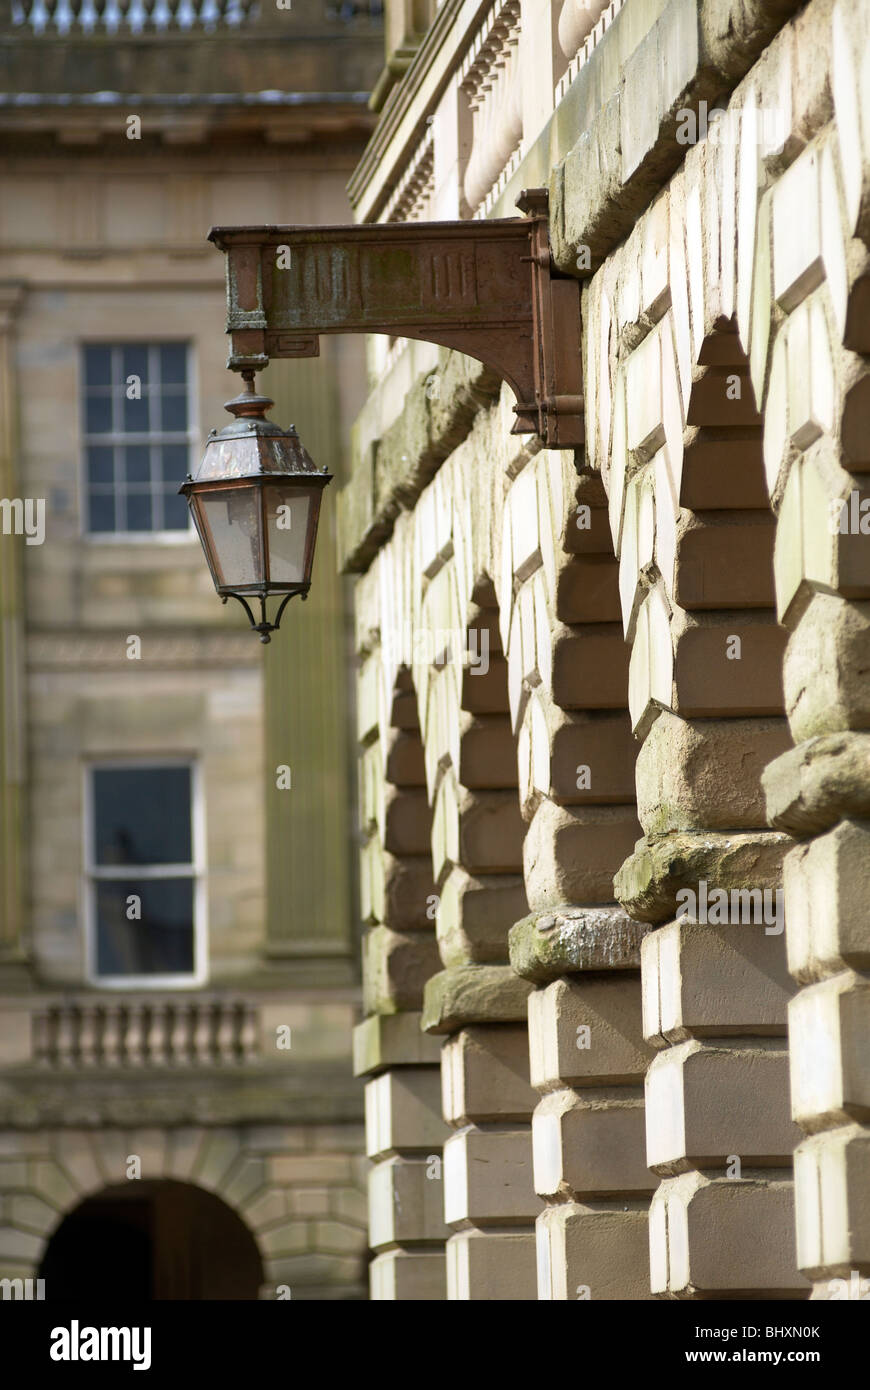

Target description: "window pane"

left=123, top=445, right=151, bottom=483
left=123, top=391, right=150, bottom=434
left=160, top=392, right=188, bottom=433
left=125, top=492, right=152, bottom=531
left=85, top=394, right=113, bottom=435
left=265, top=485, right=316, bottom=585
left=84, top=346, right=113, bottom=387
left=88, top=491, right=116, bottom=533
left=160, top=344, right=187, bottom=385
left=160, top=443, right=189, bottom=482
left=95, top=877, right=195, bottom=977
left=195, top=487, right=262, bottom=587
left=92, top=766, right=192, bottom=866
left=122, top=345, right=149, bottom=384
left=162, top=488, right=190, bottom=531
left=87, top=446, right=114, bottom=485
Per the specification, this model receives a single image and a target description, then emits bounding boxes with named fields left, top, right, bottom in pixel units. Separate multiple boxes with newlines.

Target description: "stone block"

left=616, top=828, right=791, bottom=924
left=441, top=1026, right=536, bottom=1125
left=793, top=1124, right=870, bottom=1277
left=384, top=730, right=426, bottom=787
left=457, top=715, right=517, bottom=789
left=536, top=1200, right=653, bottom=1300
left=532, top=1090, right=653, bottom=1199
left=783, top=596, right=870, bottom=742
left=383, top=787, right=432, bottom=856
left=548, top=711, right=637, bottom=806
left=509, top=905, right=648, bottom=983
left=368, top=1155, right=449, bottom=1248
left=362, top=925, right=441, bottom=1015
left=455, top=788, right=525, bottom=874
left=650, top=1172, right=808, bottom=1296
left=353, top=1012, right=442, bottom=1078
left=673, top=616, right=786, bottom=717
left=680, top=431, right=768, bottom=511
left=378, top=853, right=437, bottom=931
left=364, top=1068, right=449, bottom=1159
left=446, top=1228, right=537, bottom=1300
left=460, top=654, right=510, bottom=715
left=436, top=869, right=528, bottom=967
left=555, top=554, right=621, bottom=625
left=764, top=732, right=870, bottom=838
left=788, top=973, right=870, bottom=1128
left=635, top=711, right=791, bottom=835
left=523, top=800, right=641, bottom=911
left=686, top=366, right=761, bottom=428
left=645, top=1041, right=800, bottom=1172
left=422, top=965, right=533, bottom=1035
left=443, top=1126, right=541, bottom=1226
left=641, top=919, right=793, bottom=1045
left=783, top=821, right=870, bottom=983
left=675, top=514, right=776, bottom=610
left=550, top=623, right=631, bottom=710
left=370, top=1249, right=446, bottom=1300
left=528, top=976, right=652, bottom=1090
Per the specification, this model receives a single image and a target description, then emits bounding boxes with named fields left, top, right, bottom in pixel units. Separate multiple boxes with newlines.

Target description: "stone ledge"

left=615, top=830, right=792, bottom=924
left=421, top=965, right=533, bottom=1035
left=763, top=733, right=870, bottom=839
left=508, top=904, right=649, bottom=983
left=0, top=1064, right=363, bottom=1129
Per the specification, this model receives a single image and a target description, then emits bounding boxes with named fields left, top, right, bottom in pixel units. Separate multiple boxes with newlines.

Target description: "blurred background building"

left=0, top=0, right=382, bottom=1299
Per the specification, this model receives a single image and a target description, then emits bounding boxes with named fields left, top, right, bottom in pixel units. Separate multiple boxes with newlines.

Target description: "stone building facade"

left=0, top=0, right=382, bottom=1298
left=339, top=0, right=870, bottom=1299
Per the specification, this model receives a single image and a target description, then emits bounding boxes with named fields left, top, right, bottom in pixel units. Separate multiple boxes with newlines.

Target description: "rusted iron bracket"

left=208, top=188, right=583, bottom=448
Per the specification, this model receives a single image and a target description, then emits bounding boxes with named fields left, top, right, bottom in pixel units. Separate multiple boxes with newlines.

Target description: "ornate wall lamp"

left=186, top=189, right=581, bottom=638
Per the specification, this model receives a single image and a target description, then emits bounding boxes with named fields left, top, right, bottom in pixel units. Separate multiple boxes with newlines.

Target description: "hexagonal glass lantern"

left=180, top=373, right=331, bottom=642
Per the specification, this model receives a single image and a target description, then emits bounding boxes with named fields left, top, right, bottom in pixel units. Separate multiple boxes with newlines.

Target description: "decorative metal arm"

left=209, top=189, right=583, bottom=448
left=222, top=590, right=304, bottom=643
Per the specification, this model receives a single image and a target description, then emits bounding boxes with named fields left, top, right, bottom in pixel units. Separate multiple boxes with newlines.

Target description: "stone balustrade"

left=28, top=996, right=260, bottom=1067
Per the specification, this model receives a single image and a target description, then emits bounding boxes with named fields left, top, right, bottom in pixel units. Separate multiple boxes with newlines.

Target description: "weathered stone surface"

left=763, top=732, right=870, bottom=838
left=421, top=966, right=533, bottom=1036
left=615, top=831, right=791, bottom=924
left=509, top=905, right=649, bottom=983
left=635, top=711, right=791, bottom=834
left=782, top=596, right=870, bottom=742
left=362, top=925, right=442, bottom=1015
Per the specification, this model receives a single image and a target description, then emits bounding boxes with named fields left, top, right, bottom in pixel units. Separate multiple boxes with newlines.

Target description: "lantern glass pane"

left=264, top=484, right=320, bottom=586
left=195, top=485, right=263, bottom=588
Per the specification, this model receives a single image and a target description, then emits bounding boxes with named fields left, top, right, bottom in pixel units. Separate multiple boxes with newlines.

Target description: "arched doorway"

left=39, top=1179, right=263, bottom=1300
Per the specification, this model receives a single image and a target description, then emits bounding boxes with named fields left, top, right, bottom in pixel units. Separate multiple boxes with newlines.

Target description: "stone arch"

left=38, top=1178, right=263, bottom=1300
left=2, top=1125, right=314, bottom=1300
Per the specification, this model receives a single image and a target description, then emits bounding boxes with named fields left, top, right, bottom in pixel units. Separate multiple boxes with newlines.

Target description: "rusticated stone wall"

left=345, top=0, right=870, bottom=1300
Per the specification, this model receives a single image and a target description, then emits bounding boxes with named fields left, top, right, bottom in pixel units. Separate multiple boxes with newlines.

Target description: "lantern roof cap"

left=187, top=370, right=330, bottom=483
